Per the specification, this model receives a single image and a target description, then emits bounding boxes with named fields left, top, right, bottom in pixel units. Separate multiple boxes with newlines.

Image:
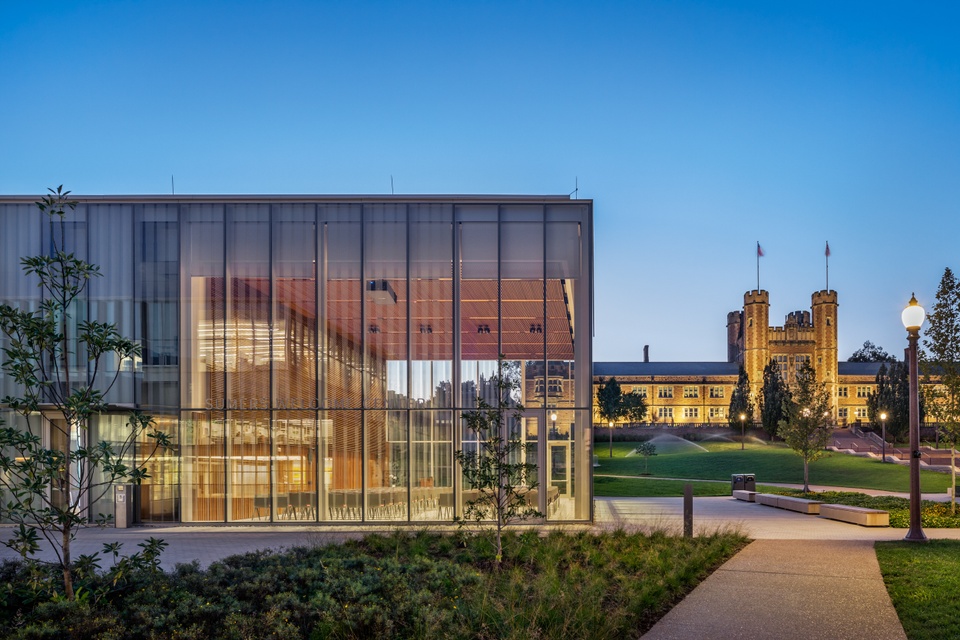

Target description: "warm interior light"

left=901, top=294, right=926, bottom=331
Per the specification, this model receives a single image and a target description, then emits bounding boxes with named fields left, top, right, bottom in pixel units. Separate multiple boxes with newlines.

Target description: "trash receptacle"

left=743, top=474, right=756, bottom=491
left=115, top=484, right=134, bottom=528
left=731, top=474, right=745, bottom=493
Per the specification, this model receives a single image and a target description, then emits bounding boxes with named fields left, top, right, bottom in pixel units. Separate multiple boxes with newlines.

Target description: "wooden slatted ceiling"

left=226, top=277, right=574, bottom=362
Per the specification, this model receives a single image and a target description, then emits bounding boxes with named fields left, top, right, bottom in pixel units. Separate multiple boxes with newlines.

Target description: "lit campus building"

left=0, top=195, right=594, bottom=525
left=594, top=290, right=883, bottom=427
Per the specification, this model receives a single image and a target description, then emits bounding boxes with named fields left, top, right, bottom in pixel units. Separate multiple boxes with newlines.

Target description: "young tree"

left=728, top=366, right=754, bottom=429
left=0, top=187, right=169, bottom=600
left=779, top=364, right=832, bottom=492
left=596, top=376, right=626, bottom=458
left=760, top=359, right=790, bottom=438
left=849, top=340, right=897, bottom=363
left=922, top=267, right=960, bottom=513
left=633, top=441, right=657, bottom=474
left=454, top=358, right=541, bottom=563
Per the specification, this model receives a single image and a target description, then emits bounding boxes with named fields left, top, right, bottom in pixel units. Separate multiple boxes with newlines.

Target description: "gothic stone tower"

left=734, top=289, right=839, bottom=421
left=742, top=290, right=770, bottom=402
left=812, top=289, right=839, bottom=409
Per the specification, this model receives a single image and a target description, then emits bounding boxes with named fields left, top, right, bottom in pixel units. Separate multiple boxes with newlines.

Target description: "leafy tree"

left=760, top=359, right=790, bottom=438
left=633, top=441, right=657, bottom=474
left=922, top=267, right=960, bottom=513
left=0, top=187, right=170, bottom=600
left=778, top=364, right=833, bottom=492
left=728, top=366, right=754, bottom=428
left=867, top=362, right=895, bottom=438
left=849, top=340, right=897, bottom=363
left=454, top=358, right=541, bottom=563
left=623, top=389, right=647, bottom=426
left=596, top=376, right=626, bottom=458
left=868, top=361, right=922, bottom=445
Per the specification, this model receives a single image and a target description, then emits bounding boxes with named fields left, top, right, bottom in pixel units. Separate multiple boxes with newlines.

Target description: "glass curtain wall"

left=321, top=205, right=363, bottom=521
left=409, top=205, right=454, bottom=519
left=181, top=204, right=226, bottom=522
left=50, top=196, right=592, bottom=525
left=273, top=205, right=318, bottom=521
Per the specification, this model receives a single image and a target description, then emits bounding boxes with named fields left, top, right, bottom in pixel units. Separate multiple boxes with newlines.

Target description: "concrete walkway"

left=642, top=539, right=907, bottom=640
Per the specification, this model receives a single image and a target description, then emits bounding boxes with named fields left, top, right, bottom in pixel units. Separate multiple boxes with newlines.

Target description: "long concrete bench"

left=820, top=504, right=890, bottom=527
left=732, top=490, right=756, bottom=502
left=755, top=494, right=821, bottom=514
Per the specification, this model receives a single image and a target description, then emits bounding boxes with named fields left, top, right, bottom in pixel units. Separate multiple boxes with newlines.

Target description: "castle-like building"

left=594, top=289, right=882, bottom=426
left=727, top=289, right=838, bottom=406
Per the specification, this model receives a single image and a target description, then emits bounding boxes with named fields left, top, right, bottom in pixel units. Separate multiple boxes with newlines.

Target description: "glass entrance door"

left=548, top=441, right=571, bottom=510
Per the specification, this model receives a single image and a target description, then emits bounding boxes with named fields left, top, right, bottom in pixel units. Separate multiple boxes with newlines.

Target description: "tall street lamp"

left=609, top=421, right=614, bottom=458
left=902, top=294, right=928, bottom=542
left=739, top=413, right=746, bottom=450
left=880, top=412, right=887, bottom=463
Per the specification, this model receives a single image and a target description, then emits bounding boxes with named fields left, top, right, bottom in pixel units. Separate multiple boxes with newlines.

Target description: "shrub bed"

left=0, top=529, right=747, bottom=639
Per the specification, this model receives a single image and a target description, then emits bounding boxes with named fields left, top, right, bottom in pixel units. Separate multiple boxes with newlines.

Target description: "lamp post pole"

left=739, top=413, right=746, bottom=450
left=609, top=421, right=614, bottom=459
left=902, top=294, right=928, bottom=542
left=880, top=412, right=887, bottom=463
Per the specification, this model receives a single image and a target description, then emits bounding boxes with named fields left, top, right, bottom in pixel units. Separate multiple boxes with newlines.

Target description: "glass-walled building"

left=0, top=195, right=594, bottom=524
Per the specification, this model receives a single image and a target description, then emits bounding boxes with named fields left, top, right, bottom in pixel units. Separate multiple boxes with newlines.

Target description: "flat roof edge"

left=0, top=194, right=592, bottom=204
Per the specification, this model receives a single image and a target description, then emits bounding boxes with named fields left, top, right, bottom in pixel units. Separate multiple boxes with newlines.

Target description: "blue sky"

left=2, top=1, right=958, bottom=362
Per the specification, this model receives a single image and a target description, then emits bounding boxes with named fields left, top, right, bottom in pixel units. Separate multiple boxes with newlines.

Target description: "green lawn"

left=593, top=440, right=952, bottom=494
left=876, top=540, right=960, bottom=640
left=594, top=476, right=782, bottom=497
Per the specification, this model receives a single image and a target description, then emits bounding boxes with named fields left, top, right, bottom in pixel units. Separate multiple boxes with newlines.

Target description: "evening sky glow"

left=1, top=1, right=958, bottom=363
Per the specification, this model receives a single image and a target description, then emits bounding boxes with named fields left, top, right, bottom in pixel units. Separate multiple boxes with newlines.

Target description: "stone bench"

left=755, top=494, right=821, bottom=514
left=732, top=490, right=756, bottom=502
left=819, top=504, right=890, bottom=527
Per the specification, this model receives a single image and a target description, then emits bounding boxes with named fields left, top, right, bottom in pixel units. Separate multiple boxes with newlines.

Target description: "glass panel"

left=226, top=410, right=270, bottom=522
left=364, top=205, right=407, bottom=409
left=273, top=205, right=317, bottom=409
left=410, top=205, right=453, bottom=408
left=547, top=408, right=574, bottom=521
left=87, top=204, right=136, bottom=404
left=411, top=410, right=453, bottom=520
left=322, top=409, right=362, bottom=520
left=43, top=206, right=89, bottom=401
left=138, top=414, right=180, bottom=523
left=137, top=204, right=179, bottom=410
left=0, top=205, right=41, bottom=400
left=181, top=411, right=225, bottom=522
left=89, top=414, right=132, bottom=522
left=274, top=411, right=318, bottom=521
left=226, top=205, right=270, bottom=409
left=322, top=207, right=362, bottom=409
left=460, top=222, right=499, bottom=409
left=181, top=205, right=224, bottom=410
left=365, top=410, right=408, bottom=521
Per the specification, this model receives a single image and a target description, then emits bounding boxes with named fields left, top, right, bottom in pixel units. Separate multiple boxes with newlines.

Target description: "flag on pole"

left=825, top=241, right=831, bottom=257
left=757, top=242, right=764, bottom=258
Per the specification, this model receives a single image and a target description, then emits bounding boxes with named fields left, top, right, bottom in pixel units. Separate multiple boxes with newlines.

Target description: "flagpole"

left=756, top=241, right=761, bottom=290
left=825, top=241, right=830, bottom=291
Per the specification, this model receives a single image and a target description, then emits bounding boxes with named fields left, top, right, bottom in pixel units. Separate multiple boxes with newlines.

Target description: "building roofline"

left=0, top=194, right=592, bottom=205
